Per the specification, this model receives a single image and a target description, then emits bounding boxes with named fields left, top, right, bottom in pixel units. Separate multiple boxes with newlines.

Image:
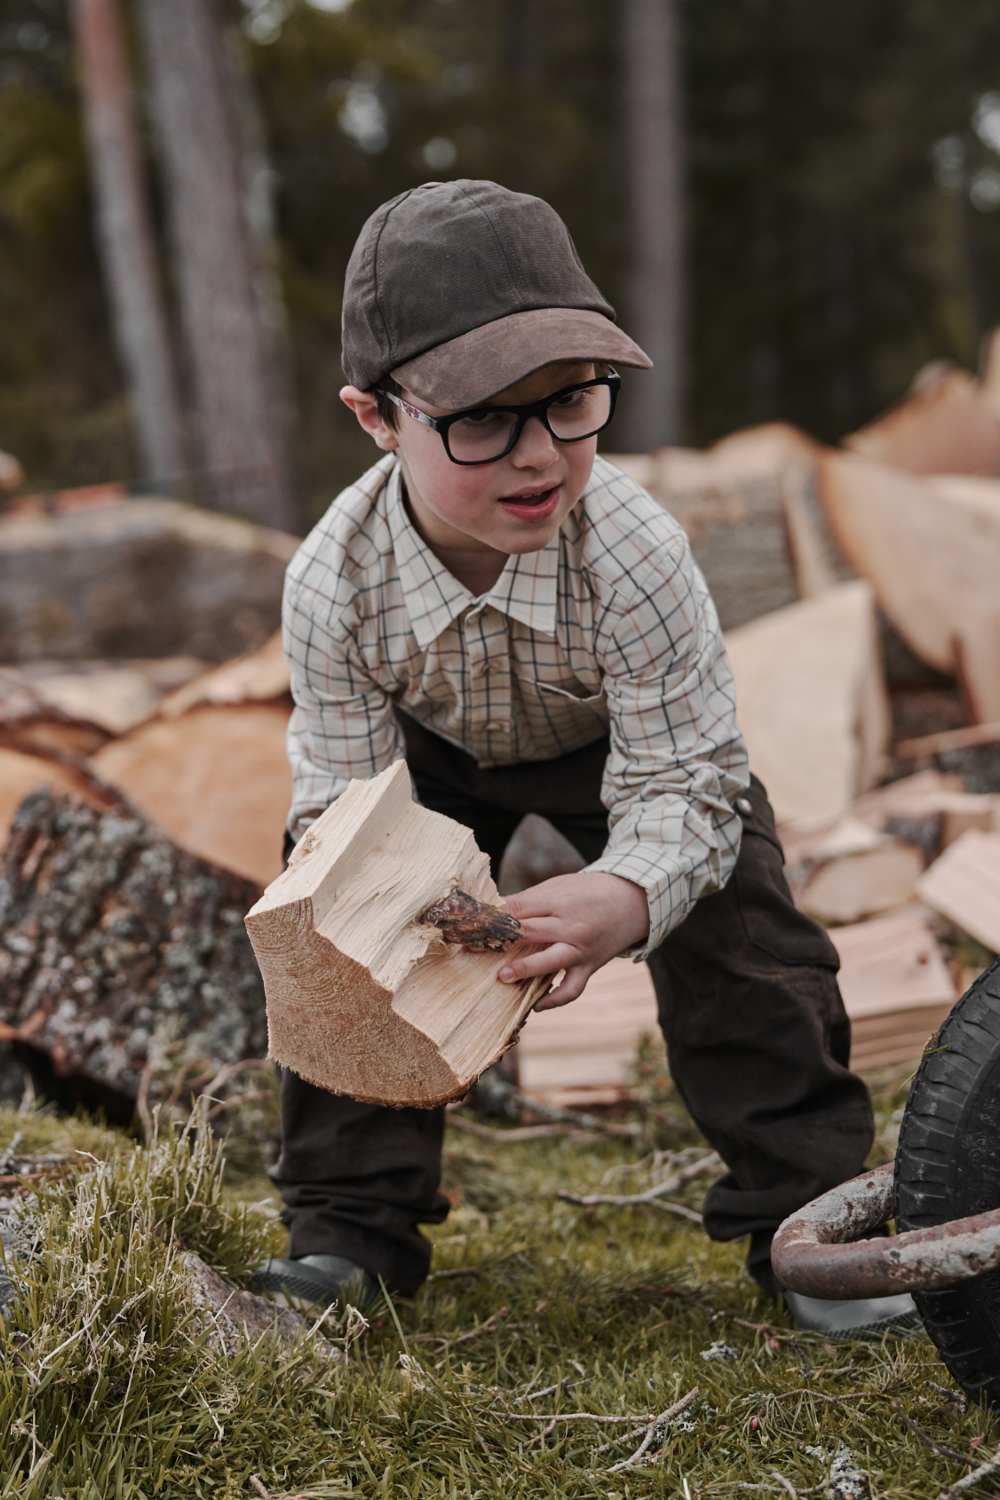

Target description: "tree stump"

left=0, top=789, right=266, bottom=1116
left=245, top=761, right=549, bottom=1108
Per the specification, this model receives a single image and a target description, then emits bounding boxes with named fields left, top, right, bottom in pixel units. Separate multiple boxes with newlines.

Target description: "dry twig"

left=607, top=1386, right=700, bottom=1473
left=939, top=1444, right=1000, bottom=1499
left=557, top=1151, right=718, bottom=1219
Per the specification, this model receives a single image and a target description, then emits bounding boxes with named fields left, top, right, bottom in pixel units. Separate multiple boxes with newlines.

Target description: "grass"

left=0, top=1064, right=998, bottom=1499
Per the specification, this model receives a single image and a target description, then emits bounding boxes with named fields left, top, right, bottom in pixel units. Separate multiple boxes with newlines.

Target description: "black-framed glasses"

left=375, top=369, right=621, bottom=465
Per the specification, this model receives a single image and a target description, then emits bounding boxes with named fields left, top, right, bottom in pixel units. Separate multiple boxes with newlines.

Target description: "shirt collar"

left=385, top=463, right=559, bottom=648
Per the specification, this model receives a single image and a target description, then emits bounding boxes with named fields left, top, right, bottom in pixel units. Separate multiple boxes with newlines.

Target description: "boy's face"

left=341, top=360, right=599, bottom=572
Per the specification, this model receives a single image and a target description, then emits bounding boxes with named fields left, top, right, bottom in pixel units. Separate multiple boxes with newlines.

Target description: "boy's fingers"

left=532, top=967, right=591, bottom=1011
left=509, top=916, right=564, bottom=944
left=498, top=942, right=578, bottom=983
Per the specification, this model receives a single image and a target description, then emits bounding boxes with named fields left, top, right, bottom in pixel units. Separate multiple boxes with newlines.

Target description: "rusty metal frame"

left=771, top=1163, right=1000, bottom=1299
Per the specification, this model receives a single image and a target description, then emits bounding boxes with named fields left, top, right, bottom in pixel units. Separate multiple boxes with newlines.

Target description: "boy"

left=256, top=180, right=914, bottom=1336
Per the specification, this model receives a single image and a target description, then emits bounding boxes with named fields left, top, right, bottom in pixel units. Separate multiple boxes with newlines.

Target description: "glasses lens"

left=448, top=410, right=519, bottom=463
left=546, top=382, right=612, bottom=441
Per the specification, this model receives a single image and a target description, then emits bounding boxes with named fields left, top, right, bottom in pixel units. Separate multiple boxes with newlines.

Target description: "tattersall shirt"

left=283, top=453, right=750, bottom=960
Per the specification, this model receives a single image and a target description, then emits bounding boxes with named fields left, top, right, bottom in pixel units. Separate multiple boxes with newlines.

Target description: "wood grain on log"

left=246, top=761, right=549, bottom=1109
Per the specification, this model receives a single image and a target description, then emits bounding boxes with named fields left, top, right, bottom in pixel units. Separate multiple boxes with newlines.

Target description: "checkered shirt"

left=283, top=453, right=749, bottom=958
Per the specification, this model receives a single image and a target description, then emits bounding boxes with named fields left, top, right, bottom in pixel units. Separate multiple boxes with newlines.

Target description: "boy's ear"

left=340, top=385, right=399, bottom=452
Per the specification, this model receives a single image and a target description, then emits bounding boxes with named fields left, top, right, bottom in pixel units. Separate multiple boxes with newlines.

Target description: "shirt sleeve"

left=283, top=569, right=405, bottom=843
left=583, top=532, right=750, bottom=959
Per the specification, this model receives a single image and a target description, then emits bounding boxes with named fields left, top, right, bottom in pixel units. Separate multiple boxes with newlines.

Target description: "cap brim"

left=390, top=308, right=652, bottom=408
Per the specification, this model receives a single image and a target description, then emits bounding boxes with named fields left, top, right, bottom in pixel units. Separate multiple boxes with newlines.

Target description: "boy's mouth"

left=498, top=484, right=560, bottom=518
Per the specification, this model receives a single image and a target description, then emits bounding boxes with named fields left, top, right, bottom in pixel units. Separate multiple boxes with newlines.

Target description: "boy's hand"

left=497, top=872, right=649, bottom=1011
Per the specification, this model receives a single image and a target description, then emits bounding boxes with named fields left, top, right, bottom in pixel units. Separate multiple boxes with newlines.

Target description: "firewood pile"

left=3, top=341, right=1000, bottom=1112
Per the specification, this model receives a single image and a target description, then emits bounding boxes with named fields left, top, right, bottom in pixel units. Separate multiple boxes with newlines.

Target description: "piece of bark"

left=91, top=701, right=292, bottom=885
left=724, top=580, right=890, bottom=829
left=816, top=452, right=1000, bottom=678
left=245, top=761, right=548, bottom=1109
left=0, top=497, right=295, bottom=663
left=0, top=789, right=266, bottom=1114
left=0, top=745, right=113, bottom=845
left=844, top=365, right=1000, bottom=475
left=917, top=830, right=1000, bottom=953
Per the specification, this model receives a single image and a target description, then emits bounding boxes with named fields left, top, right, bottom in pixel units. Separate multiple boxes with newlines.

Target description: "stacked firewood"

left=5, top=342, right=1000, bottom=1111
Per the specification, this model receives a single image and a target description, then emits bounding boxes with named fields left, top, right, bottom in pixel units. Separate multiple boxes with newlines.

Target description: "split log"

left=816, top=452, right=1000, bottom=684
left=245, top=761, right=548, bottom=1108
left=0, top=788, right=265, bottom=1116
left=85, top=632, right=293, bottom=885
left=518, top=902, right=958, bottom=1102
left=724, top=580, right=890, bottom=829
left=0, top=496, right=296, bottom=663
left=917, top=830, right=1000, bottom=954
left=91, top=701, right=291, bottom=886
left=844, top=365, right=1000, bottom=475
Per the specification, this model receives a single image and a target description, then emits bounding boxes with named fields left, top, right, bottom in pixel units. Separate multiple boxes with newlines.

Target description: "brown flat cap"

left=341, top=179, right=651, bottom=408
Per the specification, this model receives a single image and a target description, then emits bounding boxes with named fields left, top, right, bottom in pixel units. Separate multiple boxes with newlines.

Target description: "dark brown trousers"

left=272, top=713, right=874, bottom=1296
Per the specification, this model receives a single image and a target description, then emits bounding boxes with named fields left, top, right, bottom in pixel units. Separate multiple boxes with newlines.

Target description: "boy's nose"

left=510, top=414, right=559, bottom=467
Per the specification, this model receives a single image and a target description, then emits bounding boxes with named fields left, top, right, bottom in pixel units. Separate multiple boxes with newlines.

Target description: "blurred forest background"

left=4, top=0, right=1000, bottom=531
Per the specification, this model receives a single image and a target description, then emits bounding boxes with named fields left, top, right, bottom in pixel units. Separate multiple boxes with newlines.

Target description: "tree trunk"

left=0, top=788, right=266, bottom=1116
left=620, top=0, right=688, bottom=448
left=71, top=0, right=188, bottom=493
left=136, top=0, right=299, bottom=532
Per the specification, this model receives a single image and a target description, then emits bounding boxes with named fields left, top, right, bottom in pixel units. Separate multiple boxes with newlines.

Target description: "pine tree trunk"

left=137, top=0, right=298, bottom=531
left=72, top=0, right=188, bottom=493
left=620, top=0, right=688, bottom=448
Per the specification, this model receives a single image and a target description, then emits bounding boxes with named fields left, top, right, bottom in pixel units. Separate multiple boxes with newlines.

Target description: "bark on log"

left=0, top=789, right=265, bottom=1114
left=246, top=761, right=549, bottom=1108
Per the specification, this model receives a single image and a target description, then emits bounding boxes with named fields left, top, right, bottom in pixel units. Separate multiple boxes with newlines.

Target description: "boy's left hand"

left=497, top=872, right=649, bottom=1011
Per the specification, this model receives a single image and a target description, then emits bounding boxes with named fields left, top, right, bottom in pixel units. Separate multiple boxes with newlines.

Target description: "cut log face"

left=245, top=761, right=548, bottom=1108
left=816, top=452, right=1000, bottom=678
left=91, top=701, right=292, bottom=885
left=724, top=580, right=890, bottom=829
left=844, top=366, right=1000, bottom=475
left=799, top=842, right=923, bottom=925
left=917, top=830, right=1000, bottom=953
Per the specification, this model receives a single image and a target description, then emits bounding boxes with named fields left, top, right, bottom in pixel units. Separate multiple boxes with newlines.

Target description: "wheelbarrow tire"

left=895, top=956, right=1000, bottom=1409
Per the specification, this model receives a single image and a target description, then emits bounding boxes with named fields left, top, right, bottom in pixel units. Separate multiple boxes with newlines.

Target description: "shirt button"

left=735, top=797, right=752, bottom=816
